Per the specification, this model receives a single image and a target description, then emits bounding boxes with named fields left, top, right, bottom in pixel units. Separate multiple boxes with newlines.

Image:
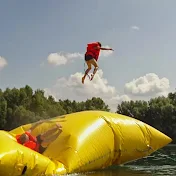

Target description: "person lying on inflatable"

left=16, top=120, right=62, bottom=154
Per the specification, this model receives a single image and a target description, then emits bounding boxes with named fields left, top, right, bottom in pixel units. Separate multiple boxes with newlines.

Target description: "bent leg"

left=40, top=123, right=62, bottom=140
left=41, top=130, right=62, bottom=148
left=82, top=60, right=92, bottom=84
left=90, top=59, right=99, bottom=80
left=85, top=60, right=92, bottom=74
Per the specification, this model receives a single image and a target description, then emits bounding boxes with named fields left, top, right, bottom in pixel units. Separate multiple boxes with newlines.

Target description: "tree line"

left=0, top=85, right=175, bottom=143
left=0, top=85, right=109, bottom=130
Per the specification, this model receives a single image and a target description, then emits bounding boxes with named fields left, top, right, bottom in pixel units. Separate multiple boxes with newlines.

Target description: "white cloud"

left=47, top=46, right=113, bottom=67
left=99, top=45, right=113, bottom=58
left=47, top=53, right=67, bottom=66
left=124, top=73, right=170, bottom=97
left=0, top=56, right=7, bottom=70
left=47, top=52, right=83, bottom=66
left=131, top=26, right=140, bottom=31
left=66, top=52, right=83, bottom=59
left=44, top=69, right=130, bottom=112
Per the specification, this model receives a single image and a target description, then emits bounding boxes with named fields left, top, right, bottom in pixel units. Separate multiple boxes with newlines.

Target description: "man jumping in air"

left=82, top=42, right=114, bottom=84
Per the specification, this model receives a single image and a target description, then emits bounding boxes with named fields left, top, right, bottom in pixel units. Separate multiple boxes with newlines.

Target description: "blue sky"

left=0, top=0, right=176, bottom=110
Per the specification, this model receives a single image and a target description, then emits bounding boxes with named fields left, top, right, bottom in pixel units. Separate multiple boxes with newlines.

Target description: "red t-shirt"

left=86, top=42, right=100, bottom=61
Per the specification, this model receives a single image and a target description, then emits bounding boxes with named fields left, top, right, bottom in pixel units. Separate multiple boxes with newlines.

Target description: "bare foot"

left=90, top=74, right=94, bottom=81
left=82, top=76, right=85, bottom=84
left=56, top=123, right=62, bottom=130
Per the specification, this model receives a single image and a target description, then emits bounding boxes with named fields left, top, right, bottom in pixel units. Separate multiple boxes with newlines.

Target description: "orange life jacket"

left=16, top=131, right=39, bottom=152
left=85, top=42, right=100, bottom=61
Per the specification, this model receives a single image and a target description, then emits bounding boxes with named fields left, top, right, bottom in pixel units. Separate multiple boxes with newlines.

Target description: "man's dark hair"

left=97, top=42, right=102, bottom=47
left=19, top=133, right=28, bottom=144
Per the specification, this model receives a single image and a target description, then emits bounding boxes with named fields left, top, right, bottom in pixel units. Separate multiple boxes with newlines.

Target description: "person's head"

left=97, top=42, right=102, bottom=47
left=19, top=133, right=29, bottom=144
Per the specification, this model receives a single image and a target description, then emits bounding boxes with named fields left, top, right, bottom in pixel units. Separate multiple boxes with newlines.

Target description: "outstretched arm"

left=94, top=45, right=114, bottom=51
left=100, top=47, right=114, bottom=51
left=27, top=120, right=47, bottom=133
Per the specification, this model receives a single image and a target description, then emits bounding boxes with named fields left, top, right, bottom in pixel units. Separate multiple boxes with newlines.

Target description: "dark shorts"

left=36, top=135, right=46, bottom=154
left=85, top=54, right=94, bottom=61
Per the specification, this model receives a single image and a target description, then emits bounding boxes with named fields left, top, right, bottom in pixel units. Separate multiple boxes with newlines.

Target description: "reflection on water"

left=74, top=145, right=176, bottom=176
left=77, top=167, right=153, bottom=176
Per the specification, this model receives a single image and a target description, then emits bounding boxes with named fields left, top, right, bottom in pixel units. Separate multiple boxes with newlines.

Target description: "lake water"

left=75, top=145, right=176, bottom=176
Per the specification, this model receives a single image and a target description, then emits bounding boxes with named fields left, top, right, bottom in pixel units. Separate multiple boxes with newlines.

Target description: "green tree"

left=84, top=97, right=110, bottom=111
left=0, top=97, right=7, bottom=129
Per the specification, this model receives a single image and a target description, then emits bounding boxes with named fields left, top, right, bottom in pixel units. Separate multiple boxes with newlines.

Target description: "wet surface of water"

left=75, top=145, right=176, bottom=176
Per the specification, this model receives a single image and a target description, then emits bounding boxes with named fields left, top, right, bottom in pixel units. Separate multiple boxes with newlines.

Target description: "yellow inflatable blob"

left=0, top=111, right=172, bottom=176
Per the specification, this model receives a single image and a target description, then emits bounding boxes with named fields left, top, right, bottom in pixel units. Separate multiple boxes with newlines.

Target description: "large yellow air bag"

left=0, top=111, right=172, bottom=175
